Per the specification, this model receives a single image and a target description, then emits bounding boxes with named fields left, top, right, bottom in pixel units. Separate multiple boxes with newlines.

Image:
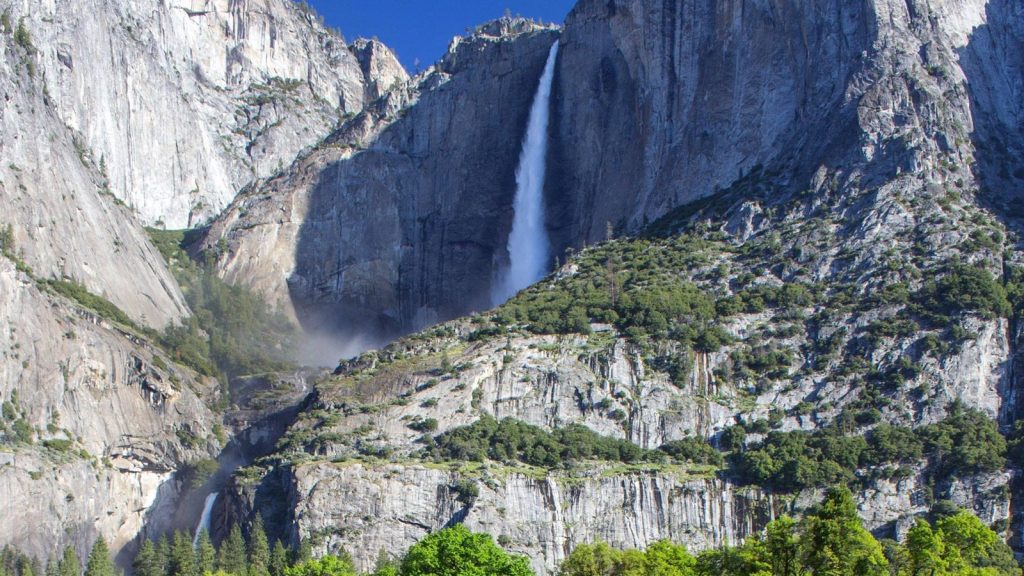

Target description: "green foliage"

left=249, top=514, right=271, bottom=576
left=734, top=404, right=1004, bottom=491
left=83, top=538, right=113, bottom=576
left=284, top=555, right=356, bottom=576
left=169, top=532, right=197, bottom=576
left=914, top=264, right=1012, bottom=321
left=133, top=540, right=161, bottom=576
left=219, top=525, right=248, bottom=576
left=197, top=531, right=217, bottom=576
left=147, top=228, right=297, bottom=385
left=13, top=18, right=31, bottom=50
left=492, top=236, right=748, bottom=349
left=181, top=458, right=219, bottom=490
left=800, top=488, right=888, bottom=576
left=916, top=402, right=1006, bottom=477
left=57, top=547, right=79, bottom=576
left=424, top=416, right=660, bottom=468
left=44, top=279, right=137, bottom=329
left=399, top=524, right=533, bottom=576
left=658, top=437, right=724, bottom=466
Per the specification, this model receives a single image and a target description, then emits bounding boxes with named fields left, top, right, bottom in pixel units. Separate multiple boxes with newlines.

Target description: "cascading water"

left=192, top=492, right=218, bottom=547
left=492, top=41, right=560, bottom=306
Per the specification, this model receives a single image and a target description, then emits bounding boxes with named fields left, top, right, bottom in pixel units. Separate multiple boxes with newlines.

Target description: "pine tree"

left=291, top=540, right=311, bottom=567
left=268, top=542, right=288, bottom=576
left=45, top=555, right=59, bottom=576
left=217, top=526, right=246, bottom=576
left=57, top=547, right=79, bottom=576
left=84, top=537, right=114, bottom=576
left=169, top=531, right=197, bottom=576
left=156, top=535, right=171, bottom=576
left=133, top=540, right=161, bottom=576
left=15, top=556, right=32, bottom=576
left=195, top=531, right=216, bottom=576
left=247, top=515, right=270, bottom=576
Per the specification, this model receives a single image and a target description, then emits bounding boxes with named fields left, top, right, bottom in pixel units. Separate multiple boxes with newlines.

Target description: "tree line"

left=1, top=489, right=1018, bottom=576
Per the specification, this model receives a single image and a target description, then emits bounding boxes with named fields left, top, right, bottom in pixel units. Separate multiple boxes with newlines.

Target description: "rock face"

left=243, top=463, right=777, bottom=575
left=0, top=10, right=221, bottom=562
left=207, top=0, right=1024, bottom=347
left=0, top=258, right=220, bottom=563
left=206, top=20, right=561, bottom=342
left=546, top=0, right=1019, bottom=245
left=3, top=0, right=406, bottom=227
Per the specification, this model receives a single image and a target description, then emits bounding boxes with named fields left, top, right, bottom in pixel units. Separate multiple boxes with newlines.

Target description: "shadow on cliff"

left=287, top=27, right=562, bottom=361
left=958, top=0, right=1024, bottom=425
left=958, top=0, right=1024, bottom=551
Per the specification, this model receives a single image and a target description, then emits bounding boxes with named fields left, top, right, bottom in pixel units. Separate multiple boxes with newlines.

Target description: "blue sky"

left=304, top=1, right=578, bottom=72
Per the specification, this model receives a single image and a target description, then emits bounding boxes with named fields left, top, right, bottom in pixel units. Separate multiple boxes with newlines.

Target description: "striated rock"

left=1, top=0, right=406, bottom=227
left=0, top=18, right=187, bottom=329
left=0, top=257, right=220, bottom=561
left=243, top=462, right=778, bottom=575
left=205, top=19, right=561, bottom=342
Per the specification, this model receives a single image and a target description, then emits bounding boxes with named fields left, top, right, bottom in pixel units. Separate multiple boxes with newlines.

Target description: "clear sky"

left=304, top=1, right=578, bottom=72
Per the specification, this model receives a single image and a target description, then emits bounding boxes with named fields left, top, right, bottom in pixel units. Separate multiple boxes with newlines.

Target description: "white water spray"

left=492, top=42, right=559, bottom=306
left=193, top=492, right=218, bottom=547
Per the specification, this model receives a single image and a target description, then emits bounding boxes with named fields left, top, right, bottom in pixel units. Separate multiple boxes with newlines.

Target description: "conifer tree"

left=218, top=526, right=246, bottom=576
left=133, top=540, right=161, bottom=576
left=45, top=555, right=59, bottom=576
left=84, top=537, right=114, bottom=576
left=248, top=515, right=270, bottom=576
left=195, top=531, right=216, bottom=576
left=291, top=541, right=311, bottom=568
left=169, top=531, right=197, bottom=576
left=268, top=542, right=288, bottom=576
left=156, top=535, right=171, bottom=576
left=57, top=547, right=79, bottom=576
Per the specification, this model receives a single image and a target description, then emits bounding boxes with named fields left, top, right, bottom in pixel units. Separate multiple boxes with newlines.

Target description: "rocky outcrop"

left=240, top=463, right=777, bottom=575
left=546, top=0, right=1016, bottom=246
left=0, top=16, right=188, bottom=329
left=0, top=0, right=406, bottom=227
left=0, top=257, right=220, bottom=562
left=205, top=19, right=560, bottom=342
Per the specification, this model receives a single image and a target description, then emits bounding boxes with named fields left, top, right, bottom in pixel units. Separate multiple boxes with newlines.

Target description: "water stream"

left=192, top=491, right=218, bottom=547
left=492, top=41, right=560, bottom=306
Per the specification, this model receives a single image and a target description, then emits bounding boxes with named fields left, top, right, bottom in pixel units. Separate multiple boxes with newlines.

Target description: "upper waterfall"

left=491, top=41, right=560, bottom=306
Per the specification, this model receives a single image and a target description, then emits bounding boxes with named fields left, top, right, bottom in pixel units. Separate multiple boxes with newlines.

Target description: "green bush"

left=914, top=264, right=1012, bottom=320
left=425, top=416, right=659, bottom=468
left=45, top=279, right=138, bottom=329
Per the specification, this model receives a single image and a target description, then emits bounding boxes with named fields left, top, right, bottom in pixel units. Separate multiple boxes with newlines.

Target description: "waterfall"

left=192, top=492, right=218, bottom=547
left=492, top=41, right=559, bottom=306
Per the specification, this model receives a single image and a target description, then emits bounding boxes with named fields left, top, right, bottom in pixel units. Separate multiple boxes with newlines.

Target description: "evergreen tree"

left=84, top=537, right=114, bottom=576
left=195, top=531, right=216, bottom=576
left=169, top=531, right=197, bottom=576
left=45, top=555, right=59, bottom=576
left=218, top=526, right=247, bottom=576
left=15, top=557, right=32, bottom=576
left=291, top=541, right=311, bottom=568
left=268, top=542, right=289, bottom=576
left=248, top=515, right=270, bottom=576
left=133, top=540, right=161, bottom=576
left=156, top=535, right=172, bottom=576
left=57, top=547, right=80, bottom=576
